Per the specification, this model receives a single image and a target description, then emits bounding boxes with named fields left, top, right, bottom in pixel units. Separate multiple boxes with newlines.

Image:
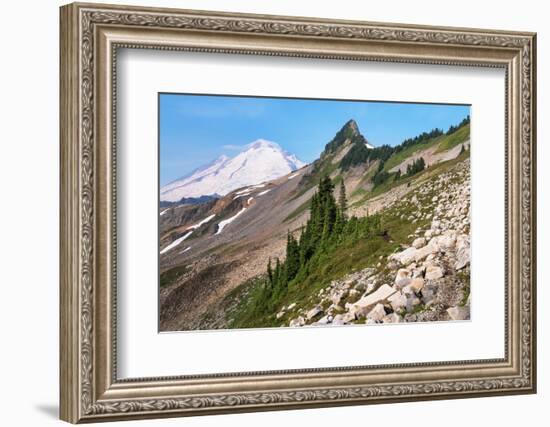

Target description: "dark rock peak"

left=323, top=119, right=365, bottom=155
left=343, top=119, right=359, bottom=133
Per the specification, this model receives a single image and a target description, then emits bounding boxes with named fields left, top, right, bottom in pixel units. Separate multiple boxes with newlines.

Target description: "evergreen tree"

left=405, top=157, right=426, bottom=177
left=338, top=179, right=347, bottom=219
left=420, top=158, right=426, bottom=172
left=267, top=258, right=273, bottom=285
left=285, top=232, right=300, bottom=281
left=273, top=258, right=281, bottom=290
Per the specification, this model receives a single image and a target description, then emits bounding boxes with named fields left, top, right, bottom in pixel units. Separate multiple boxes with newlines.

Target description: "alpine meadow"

left=159, top=95, right=471, bottom=331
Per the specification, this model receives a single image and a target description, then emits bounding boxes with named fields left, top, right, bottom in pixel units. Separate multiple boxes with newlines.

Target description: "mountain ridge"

left=160, top=139, right=306, bottom=202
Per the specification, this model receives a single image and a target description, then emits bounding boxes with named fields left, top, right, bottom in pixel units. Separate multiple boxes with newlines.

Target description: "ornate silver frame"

left=60, top=2, right=537, bottom=423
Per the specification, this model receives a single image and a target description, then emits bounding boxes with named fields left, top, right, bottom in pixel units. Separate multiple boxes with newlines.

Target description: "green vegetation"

left=294, top=154, right=338, bottom=200
left=457, top=270, right=470, bottom=307
left=444, top=115, right=470, bottom=136
left=435, top=123, right=470, bottom=153
left=405, top=157, right=426, bottom=176
left=372, top=160, right=391, bottom=187
left=230, top=170, right=441, bottom=328
left=383, top=118, right=469, bottom=171
left=228, top=117, right=471, bottom=328
left=340, top=143, right=393, bottom=171
left=231, top=176, right=386, bottom=328
left=351, top=147, right=469, bottom=208
left=368, top=155, right=424, bottom=190
left=160, top=264, right=189, bottom=288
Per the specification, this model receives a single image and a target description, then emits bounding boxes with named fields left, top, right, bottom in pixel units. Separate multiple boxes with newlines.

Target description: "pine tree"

left=418, top=157, right=425, bottom=171
left=267, top=258, right=273, bottom=285
left=285, top=231, right=300, bottom=281
left=273, top=258, right=281, bottom=290
left=338, top=179, right=347, bottom=220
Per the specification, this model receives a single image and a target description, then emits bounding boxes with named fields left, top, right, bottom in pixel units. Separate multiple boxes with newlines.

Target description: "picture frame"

left=59, top=2, right=537, bottom=423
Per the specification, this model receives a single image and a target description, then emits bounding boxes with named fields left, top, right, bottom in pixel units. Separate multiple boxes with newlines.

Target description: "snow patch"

left=287, top=173, right=298, bottom=180
left=160, top=231, right=193, bottom=254
left=247, top=197, right=254, bottom=205
left=234, top=192, right=251, bottom=199
left=258, top=189, right=272, bottom=196
left=235, top=188, right=252, bottom=196
left=160, top=209, right=169, bottom=216
left=188, top=214, right=215, bottom=230
left=179, top=246, right=191, bottom=254
left=215, top=208, right=247, bottom=235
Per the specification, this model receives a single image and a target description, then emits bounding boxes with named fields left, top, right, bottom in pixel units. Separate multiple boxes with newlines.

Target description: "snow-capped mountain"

left=160, top=139, right=306, bottom=202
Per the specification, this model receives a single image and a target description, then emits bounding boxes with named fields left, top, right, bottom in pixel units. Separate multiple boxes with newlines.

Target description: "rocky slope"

left=283, top=158, right=471, bottom=327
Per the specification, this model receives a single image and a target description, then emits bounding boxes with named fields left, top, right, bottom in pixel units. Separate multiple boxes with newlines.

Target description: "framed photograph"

left=60, top=2, right=537, bottom=423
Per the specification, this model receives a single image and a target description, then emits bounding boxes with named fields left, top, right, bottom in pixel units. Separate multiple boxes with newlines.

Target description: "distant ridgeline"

left=307, top=115, right=470, bottom=189
left=159, top=195, right=219, bottom=208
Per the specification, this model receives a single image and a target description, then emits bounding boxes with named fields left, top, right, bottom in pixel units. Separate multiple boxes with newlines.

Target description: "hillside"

left=158, top=116, right=471, bottom=331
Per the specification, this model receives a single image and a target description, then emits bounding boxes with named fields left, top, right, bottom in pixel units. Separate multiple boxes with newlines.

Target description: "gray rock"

left=412, top=237, right=426, bottom=249
left=394, top=268, right=411, bottom=289
left=408, top=277, right=425, bottom=293
left=413, top=241, right=439, bottom=262
left=330, top=290, right=345, bottom=306
left=421, top=284, right=438, bottom=305
left=314, top=315, right=332, bottom=325
left=455, top=235, right=470, bottom=270
left=306, top=305, right=323, bottom=320
left=391, top=247, right=417, bottom=265
left=388, top=292, right=407, bottom=311
left=434, top=233, right=456, bottom=251
left=353, top=284, right=397, bottom=311
left=412, top=265, right=426, bottom=278
left=382, top=312, right=402, bottom=323
left=367, top=303, right=386, bottom=321
left=425, top=265, right=444, bottom=280
left=331, top=314, right=346, bottom=326
left=289, top=316, right=305, bottom=327
left=342, top=312, right=356, bottom=323
left=447, top=306, right=470, bottom=321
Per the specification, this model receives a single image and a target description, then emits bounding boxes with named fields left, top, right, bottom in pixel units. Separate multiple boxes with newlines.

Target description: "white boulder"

left=306, top=305, right=323, bottom=320
left=366, top=303, right=386, bottom=322
left=289, top=316, right=305, bottom=327
left=447, top=306, right=470, bottom=321
left=425, top=265, right=444, bottom=280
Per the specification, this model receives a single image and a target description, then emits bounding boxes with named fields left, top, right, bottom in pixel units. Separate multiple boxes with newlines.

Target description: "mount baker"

left=160, top=139, right=306, bottom=202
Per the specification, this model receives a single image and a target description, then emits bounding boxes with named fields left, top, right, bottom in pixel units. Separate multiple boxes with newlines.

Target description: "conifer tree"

left=267, top=258, right=273, bottom=285
left=338, top=179, right=347, bottom=220
left=273, top=258, right=280, bottom=290
left=285, top=231, right=300, bottom=281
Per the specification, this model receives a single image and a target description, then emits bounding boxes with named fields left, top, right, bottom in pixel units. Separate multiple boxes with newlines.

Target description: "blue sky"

left=160, top=93, right=470, bottom=186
